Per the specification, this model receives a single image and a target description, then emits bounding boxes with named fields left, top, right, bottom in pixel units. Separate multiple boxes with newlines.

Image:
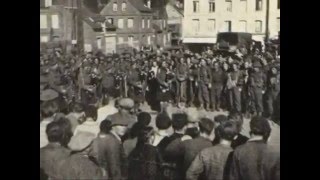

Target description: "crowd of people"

left=40, top=45, right=280, bottom=180
left=40, top=96, right=279, bottom=180
left=40, top=45, right=280, bottom=122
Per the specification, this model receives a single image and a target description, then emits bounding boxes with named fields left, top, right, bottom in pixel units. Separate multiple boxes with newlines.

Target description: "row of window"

left=108, top=18, right=152, bottom=29
left=113, top=2, right=127, bottom=11
left=40, top=14, right=59, bottom=29
left=193, top=0, right=279, bottom=13
left=108, top=18, right=167, bottom=30
left=117, top=34, right=170, bottom=45
left=191, top=18, right=280, bottom=33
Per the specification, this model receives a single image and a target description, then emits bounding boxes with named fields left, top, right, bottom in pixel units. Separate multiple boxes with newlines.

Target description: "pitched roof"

left=129, top=0, right=152, bottom=13
left=83, top=18, right=102, bottom=30
left=83, top=0, right=105, bottom=13
left=83, top=17, right=116, bottom=31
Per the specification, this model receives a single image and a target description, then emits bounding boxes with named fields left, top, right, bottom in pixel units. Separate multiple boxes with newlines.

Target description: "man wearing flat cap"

left=106, top=98, right=137, bottom=128
left=40, top=89, right=60, bottom=148
left=95, top=117, right=130, bottom=180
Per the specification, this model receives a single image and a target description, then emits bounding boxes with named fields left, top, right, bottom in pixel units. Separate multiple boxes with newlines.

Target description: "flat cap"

left=118, top=98, right=135, bottom=109
left=68, top=132, right=96, bottom=151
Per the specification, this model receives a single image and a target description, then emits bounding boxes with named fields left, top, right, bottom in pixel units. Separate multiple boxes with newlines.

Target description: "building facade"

left=166, top=0, right=184, bottom=46
left=40, top=1, right=66, bottom=44
left=82, top=16, right=117, bottom=54
left=149, top=0, right=171, bottom=48
left=99, top=0, right=155, bottom=53
left=183, top=0, right=280, bottom=49
left=40, top=0, right=84, bottom=53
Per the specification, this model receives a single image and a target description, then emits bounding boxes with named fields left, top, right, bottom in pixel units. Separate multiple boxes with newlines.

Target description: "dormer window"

left=122, top=2, right=127, bottom=11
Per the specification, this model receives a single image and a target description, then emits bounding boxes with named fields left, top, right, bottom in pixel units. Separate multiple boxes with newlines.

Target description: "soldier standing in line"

left=226, top=62, right=242, bottom=113
left=156, top=61, right=172, bottom=112
left=197, top=58, right=212, bottom=111
left=266, top=66, right=280, bottom=119
left=175, top=57, right=188, bottom=108
left=210, top=61, right=224, bottom=112
left=186, top=58, right=198, bottom=107
left=101, top=60, right=116, bottom=99
left=249, top=60, right=266, bottom=116
left=221, top=62, right=230, bottom=111
left=240, top=60, right=252, bottom=118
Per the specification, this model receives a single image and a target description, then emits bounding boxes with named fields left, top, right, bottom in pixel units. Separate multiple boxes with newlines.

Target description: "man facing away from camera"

left=186, top=121, right=238, bottom=180
left=180, top=118, right=215, bottom=176
left=229, top=116, right=279, bottom=180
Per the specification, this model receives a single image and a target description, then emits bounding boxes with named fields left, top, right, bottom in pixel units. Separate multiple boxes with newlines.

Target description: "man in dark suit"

left=40, top=121, right=71, bottom=179
left=180, top=118, right=215, bottom=175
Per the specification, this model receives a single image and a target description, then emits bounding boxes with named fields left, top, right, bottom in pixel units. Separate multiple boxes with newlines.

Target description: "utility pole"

left=265, top=0, right=270, bottom=42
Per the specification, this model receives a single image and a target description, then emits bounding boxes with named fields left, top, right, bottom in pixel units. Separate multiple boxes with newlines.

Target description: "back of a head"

left=85, top=105, right=98, bottom=121
left=250, top=116, right=271, bottom=141
left=46, top=121, right=64, bottom=143
left=138, top=126, right=154, bottom=144
left=172, top=113, right=188, bottom=131
left=137, top=112, right=152, bottom=127
left=228, top=113, right=244, bottom=134
left=73, top=102, right=84, bottom=113
left=155, top=112, right=172, bottom=130
left=199, top=118, right=215, bottom=135
left=130, top=122, right=144, bottom=138
left=100, top=119, right=112, bottom=134
left=218, top=121, right=238, bottom=141
left=214, top=115, right=228, bottom=124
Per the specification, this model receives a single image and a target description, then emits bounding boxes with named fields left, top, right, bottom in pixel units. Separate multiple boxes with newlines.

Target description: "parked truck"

left=216, top=32, right=252, bottom=52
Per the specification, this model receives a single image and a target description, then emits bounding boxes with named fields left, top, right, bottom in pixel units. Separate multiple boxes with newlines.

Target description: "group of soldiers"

left=40, top=45, right=280, bottom=121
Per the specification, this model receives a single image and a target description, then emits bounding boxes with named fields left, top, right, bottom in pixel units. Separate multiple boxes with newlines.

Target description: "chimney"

left=45, top=0, right=52, bottom=7
left=147, top=0, right=151, bottom=8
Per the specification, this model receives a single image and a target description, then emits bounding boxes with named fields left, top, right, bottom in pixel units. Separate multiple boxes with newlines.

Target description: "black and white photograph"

left=40, top=0, right=280, bottom=179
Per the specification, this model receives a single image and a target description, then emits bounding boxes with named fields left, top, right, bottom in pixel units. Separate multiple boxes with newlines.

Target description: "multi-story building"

left=82, top=12, right=117, bottom=54
left=166, top=0, right=184, bottom=46
left=148, top=0, right=171, bottom=48
left=183, top=0, right=280, bottom=51
left=40, top=0, right=84, bottom=53
left=97, top=0, right=154, bottom=53
left=40, top=0, right=66, bottom=44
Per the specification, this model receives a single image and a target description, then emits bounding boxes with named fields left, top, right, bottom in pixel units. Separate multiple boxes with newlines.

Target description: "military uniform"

left=249, top=62, right=266, bottom=115
left=156, top=67, right=171, bottom=102
left=176, top=62, right=188, bottom=103
left=240, top=68, right=251, bottom=114
left=266, top=71, right=280, bottom=118
left=197, top=65, right=212, bottom=109
left=187, top=64, right=198, bottom=107
left=78, top=67, right=98, bottom=106
left=210, top=66, right=224, bottom=111
left=48, top=67, right=72, bottom=113
left=101, top=67, right=116, bottom=98
left=227, top=69, right=242, bottom=113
